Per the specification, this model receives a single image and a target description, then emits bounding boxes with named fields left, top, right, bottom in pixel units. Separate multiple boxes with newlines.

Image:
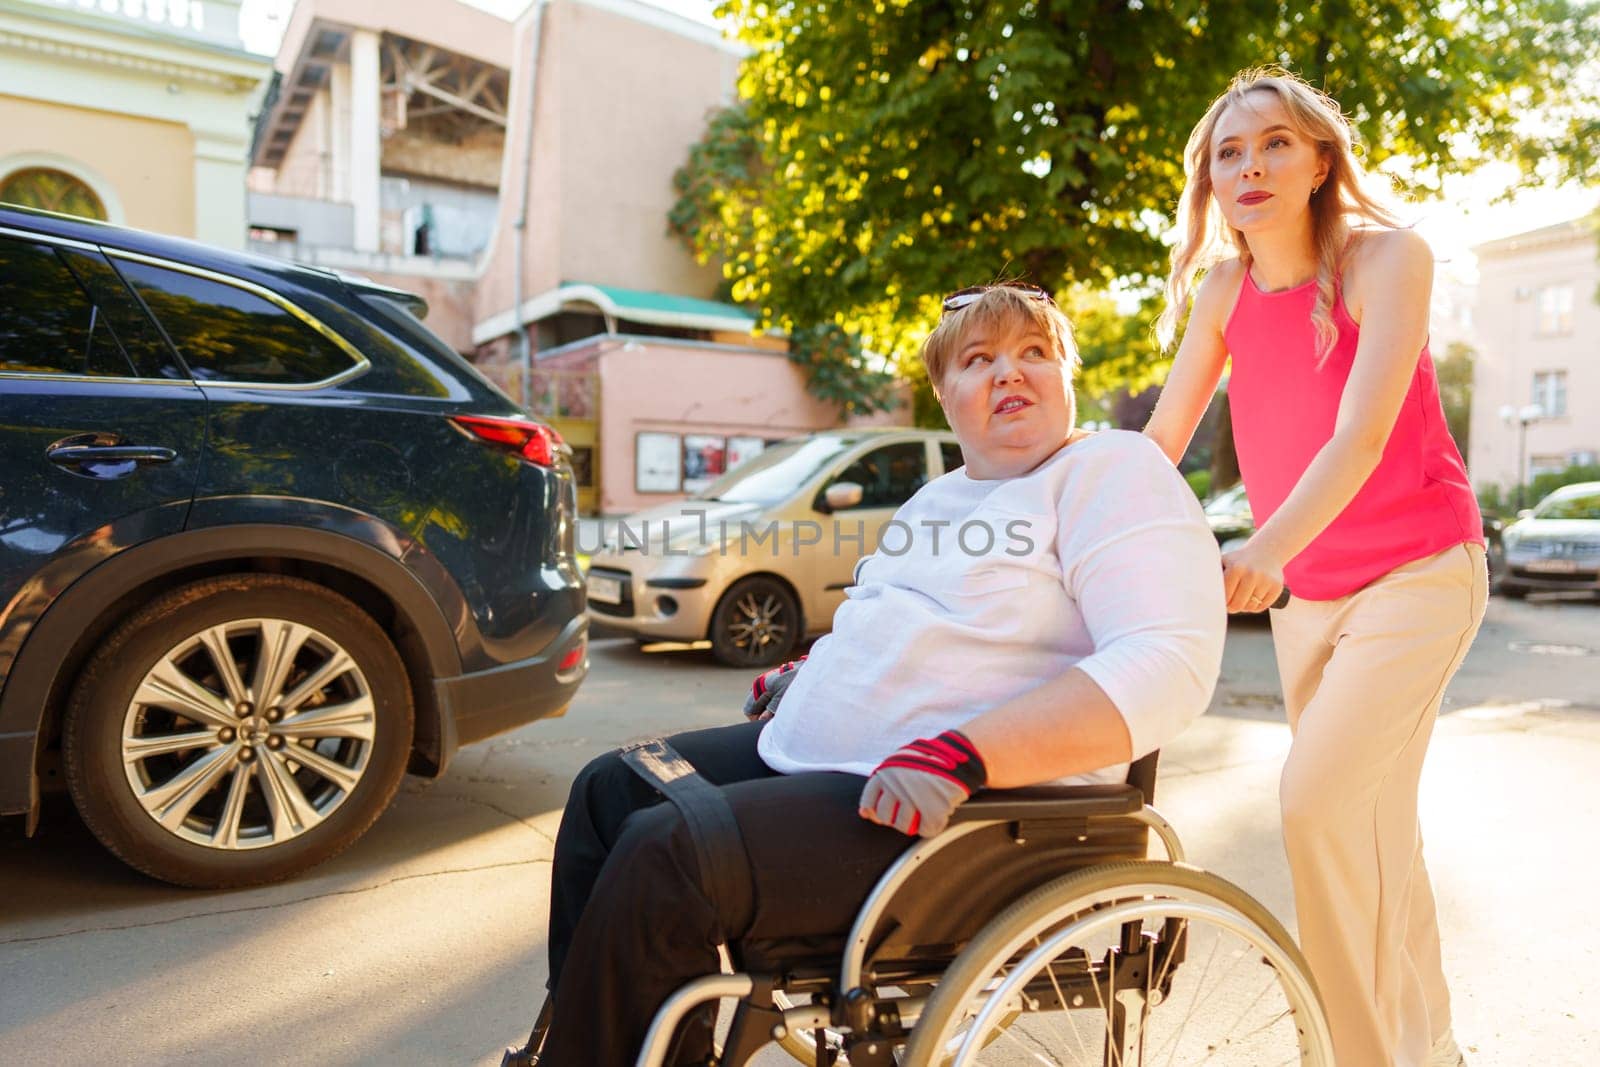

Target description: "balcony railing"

left=28, top=0, right=246, bottom=50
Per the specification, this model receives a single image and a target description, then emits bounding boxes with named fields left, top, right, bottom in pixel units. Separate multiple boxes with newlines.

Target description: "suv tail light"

left=451, top=414, right=564, bottom=468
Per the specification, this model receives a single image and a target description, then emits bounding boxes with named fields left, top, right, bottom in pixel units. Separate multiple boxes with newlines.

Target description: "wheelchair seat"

left=628, top=747, right=1335, bottom=1067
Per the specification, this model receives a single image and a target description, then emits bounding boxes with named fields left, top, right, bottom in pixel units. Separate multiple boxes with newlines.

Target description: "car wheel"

left=709, top=576, right=800, bottom=669
left=63, top=574, right=414, bottom=888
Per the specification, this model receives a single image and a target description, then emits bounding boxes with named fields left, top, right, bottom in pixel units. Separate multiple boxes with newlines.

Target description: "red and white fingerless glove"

left=859, top=730, right=988, bottom=838
left=742, top=656, right=806, bottom=720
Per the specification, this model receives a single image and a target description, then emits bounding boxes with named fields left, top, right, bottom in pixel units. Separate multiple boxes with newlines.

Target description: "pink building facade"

left=246, top=0, right=908, bottom=515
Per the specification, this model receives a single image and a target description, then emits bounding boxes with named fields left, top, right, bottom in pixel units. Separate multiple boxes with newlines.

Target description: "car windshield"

left=1204, top=482, right=1252, bottom=519
left=693, top=436, right=856, bottom=505
left=1533, top=490, right=1600, bottom=521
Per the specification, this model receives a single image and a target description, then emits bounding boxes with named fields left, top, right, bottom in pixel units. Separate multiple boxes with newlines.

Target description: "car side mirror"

left=823, top=481, right=864, bottom=513
left=1517, top=508, right=1534, bottom=521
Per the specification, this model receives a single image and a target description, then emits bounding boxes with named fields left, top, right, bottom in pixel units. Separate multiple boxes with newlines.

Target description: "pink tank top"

left=1224, top=270, right=1482, bottom=600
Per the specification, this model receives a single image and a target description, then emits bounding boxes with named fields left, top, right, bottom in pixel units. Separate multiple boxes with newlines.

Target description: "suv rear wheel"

left=63, top=575, right=413, bottom=888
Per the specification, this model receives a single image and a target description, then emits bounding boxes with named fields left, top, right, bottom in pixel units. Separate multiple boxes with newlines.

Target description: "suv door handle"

left=47, top=444, right=178, bottom=467
left=45, top=434, right=179, bottom=479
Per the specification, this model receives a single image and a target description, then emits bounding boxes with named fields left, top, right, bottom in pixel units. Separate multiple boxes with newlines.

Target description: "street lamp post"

left=1498, top=403, right=1545, bottom=511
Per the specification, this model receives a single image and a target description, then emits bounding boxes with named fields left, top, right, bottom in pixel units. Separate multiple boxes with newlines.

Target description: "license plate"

left=588, top=575, right=623, bottom=603
left=1524, top=559, right=1579, bottom=574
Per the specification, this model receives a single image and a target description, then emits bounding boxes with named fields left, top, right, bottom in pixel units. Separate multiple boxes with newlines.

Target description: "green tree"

left=1436, top=341, right=1476, bottom=460
left=673, top=1, right=1599, bottom=410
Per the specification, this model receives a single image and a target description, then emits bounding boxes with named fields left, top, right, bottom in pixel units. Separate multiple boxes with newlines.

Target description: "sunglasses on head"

left=941, top=282, right=1057, bottom=316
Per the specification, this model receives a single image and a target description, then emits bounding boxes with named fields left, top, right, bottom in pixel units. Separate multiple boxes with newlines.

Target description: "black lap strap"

left=619, top=738, right=755, bottom=935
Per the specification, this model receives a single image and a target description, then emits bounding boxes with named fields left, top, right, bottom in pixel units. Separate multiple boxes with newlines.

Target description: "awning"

left=472, top=281, right=757, bottom=345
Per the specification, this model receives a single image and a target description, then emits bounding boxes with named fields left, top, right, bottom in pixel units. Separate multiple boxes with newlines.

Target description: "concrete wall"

left=273, top=0, right=512, bottom=76
left=247, top=190, right=355, bottom=247
left=594, top=339, right=907, bottom=514
left=553, top=1, right=737, bottom=295
left=0, top=1, right=269, bottom=247
left=475, top=0, right=742, bottom=330
left=0, top=94, right=194, bottom=236
left=1468, top=220, right=1600, bottom=494
left=269, top=88, right=337, bottom=199
left=383, top=129, right=503, bottom=189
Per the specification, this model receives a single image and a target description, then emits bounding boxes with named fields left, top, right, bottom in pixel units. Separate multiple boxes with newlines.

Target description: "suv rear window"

left=115, top=258, right=357, bottom=385
left=0, top=236, right=139, bottom=378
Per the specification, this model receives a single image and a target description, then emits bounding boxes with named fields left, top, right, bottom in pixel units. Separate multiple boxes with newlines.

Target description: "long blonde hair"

left=1155, top=68, right=1404, bottom=357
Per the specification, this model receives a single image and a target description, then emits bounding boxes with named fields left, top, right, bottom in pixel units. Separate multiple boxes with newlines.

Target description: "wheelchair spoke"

left=991, top=1021, right=1060, bottom=1063
left=918, top=868, right=1331, bottom=1067
left=1036, top=939, right=1098, bottom=1067
left=1153, top=917, right=1225, bottom=1067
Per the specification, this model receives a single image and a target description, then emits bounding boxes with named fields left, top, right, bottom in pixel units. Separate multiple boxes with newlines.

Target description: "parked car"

left=586, top=428, right=960, bottom=667
left=0, top=205, right=587, bottom=888
left=1497, top=481, right=1600, bottom=598
left=1201, top=481, right=1506, bottom=594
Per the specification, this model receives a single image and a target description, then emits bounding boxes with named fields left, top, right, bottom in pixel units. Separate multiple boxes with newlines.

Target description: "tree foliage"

left=1436, top=341, right=1476, bottom=460
left=672, top=1, right=1600, bottom=413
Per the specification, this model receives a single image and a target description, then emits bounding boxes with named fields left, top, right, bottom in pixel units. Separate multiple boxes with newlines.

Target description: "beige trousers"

left=1269, top=542, right=1487, bottom=1067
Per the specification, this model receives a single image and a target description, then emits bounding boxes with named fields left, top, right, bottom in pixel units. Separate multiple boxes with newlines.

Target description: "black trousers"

left=539, top=721, right=912, bottom=1066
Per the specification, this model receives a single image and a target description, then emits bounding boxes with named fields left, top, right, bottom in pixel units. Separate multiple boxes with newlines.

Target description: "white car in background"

left=1498, top=481, right=1600, bottom=598
left=585, top=428, right=961, bottom=667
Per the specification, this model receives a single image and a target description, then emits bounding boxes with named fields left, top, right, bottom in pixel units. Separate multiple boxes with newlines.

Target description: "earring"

left=1311, top=181, right=1323, bottom=195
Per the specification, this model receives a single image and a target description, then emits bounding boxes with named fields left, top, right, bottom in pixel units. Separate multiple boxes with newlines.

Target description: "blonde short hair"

left=921, top=286, right=1079, bottom=392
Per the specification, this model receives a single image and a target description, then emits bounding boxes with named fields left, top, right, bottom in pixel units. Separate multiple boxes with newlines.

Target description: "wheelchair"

left=515, top=749, right=1335, bottom=1066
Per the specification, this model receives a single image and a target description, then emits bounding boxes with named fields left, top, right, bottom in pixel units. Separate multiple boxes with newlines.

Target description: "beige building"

left=0, top=0, right=271, bottom=246
left=1468, top=215, right=1600, bottom=498
left=248, top=0, right=906, bottom=515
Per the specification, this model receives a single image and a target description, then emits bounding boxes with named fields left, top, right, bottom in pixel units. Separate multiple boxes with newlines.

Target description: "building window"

left=248, top=226, right=297, bottom=244
left=1536, top=285, right=1574, bottom=335
left=0, top=167, right=108, bottom=221
left=1529, top=454, right=1567, bottom=478
left=1532, top=370, right=1568, bottom=418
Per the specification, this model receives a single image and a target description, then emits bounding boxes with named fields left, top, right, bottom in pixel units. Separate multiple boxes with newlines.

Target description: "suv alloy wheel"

left=62, top=575, right=414, bottom=888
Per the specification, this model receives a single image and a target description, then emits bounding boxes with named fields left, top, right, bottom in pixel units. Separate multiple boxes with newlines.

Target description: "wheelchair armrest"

left=949, top=783, right=1144, bottom=824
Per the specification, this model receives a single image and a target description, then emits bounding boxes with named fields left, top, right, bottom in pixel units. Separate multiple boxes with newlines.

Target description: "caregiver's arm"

left=1144, top=261, right=1241, bottom=465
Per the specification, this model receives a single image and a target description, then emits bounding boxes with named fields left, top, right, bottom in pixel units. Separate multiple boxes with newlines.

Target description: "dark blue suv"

left=0, top=205, right=587, bottom=888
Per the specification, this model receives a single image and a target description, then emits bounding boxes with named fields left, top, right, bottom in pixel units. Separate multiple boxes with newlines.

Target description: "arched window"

left=0, top=167, right=108, bottom=221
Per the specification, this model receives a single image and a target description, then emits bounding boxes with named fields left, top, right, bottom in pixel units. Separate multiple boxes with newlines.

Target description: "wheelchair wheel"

left=904, top=862, right=1334, bottom=1066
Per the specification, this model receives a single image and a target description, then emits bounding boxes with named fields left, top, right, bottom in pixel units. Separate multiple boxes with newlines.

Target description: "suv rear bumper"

left=433, top=614, right=589, bottom=763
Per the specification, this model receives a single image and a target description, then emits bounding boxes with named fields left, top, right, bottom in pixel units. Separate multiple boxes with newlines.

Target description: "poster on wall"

left=726, top=436, right=766, bottom=473
left=682, top=434, right=728, bottom=494
left=636, top=432, right=683, bottom=493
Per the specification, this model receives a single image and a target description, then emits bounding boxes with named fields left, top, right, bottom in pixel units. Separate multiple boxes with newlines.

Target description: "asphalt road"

left=1, top=596, right=1597, bottom=1065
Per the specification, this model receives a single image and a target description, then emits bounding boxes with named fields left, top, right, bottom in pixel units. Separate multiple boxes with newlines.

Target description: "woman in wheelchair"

left=513, top=284, right=1235, bottom=1066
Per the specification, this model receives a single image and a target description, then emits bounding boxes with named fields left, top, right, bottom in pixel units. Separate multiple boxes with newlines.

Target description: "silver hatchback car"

left=585, top=428, right=961, bottom=667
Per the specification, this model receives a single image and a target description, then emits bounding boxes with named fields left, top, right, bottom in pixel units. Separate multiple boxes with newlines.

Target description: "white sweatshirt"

left=758, top=430, right=1226, bottom=786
